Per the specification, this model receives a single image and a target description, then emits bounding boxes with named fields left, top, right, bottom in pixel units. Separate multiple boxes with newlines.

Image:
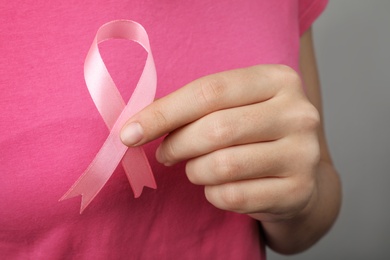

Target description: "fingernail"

left=155, top=146, right=174, bottom=166
left=121, top=122, right=144, bottom=146
left=155, top=146, right=164, bottom=163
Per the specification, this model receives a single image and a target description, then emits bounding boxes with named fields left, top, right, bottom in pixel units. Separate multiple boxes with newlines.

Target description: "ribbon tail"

left=121, top=147, right=157, bottom=198
left=60, top=137, right=127, bottom=213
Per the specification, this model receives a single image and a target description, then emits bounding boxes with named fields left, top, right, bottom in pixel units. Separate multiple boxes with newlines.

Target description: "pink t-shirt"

left=0, top=0, right=327, bottom=259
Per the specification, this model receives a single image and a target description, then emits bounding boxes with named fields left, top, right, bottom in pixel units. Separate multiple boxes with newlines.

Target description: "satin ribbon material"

left=60, top=20, right=157, bottom=213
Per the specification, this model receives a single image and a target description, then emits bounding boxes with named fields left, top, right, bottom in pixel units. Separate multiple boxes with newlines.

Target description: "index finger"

left=120, top=65, right=292, bottom=146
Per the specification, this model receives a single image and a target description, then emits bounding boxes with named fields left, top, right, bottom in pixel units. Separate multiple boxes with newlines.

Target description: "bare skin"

left=121, top=28, right=341, bottom=255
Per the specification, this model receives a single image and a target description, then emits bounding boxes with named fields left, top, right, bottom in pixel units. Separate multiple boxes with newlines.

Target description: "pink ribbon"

left=60, top=20, right=157, bottom=213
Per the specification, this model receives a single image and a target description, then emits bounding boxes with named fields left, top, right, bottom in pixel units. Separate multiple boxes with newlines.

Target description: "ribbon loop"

left=60, top=20, right=157, bottom=213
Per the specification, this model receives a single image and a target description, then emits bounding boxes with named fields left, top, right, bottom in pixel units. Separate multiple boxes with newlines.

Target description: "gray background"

left=269, top=1, right=390, bottom=260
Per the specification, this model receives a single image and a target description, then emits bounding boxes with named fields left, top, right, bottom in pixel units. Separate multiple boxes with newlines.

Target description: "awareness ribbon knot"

left=60, top=20, right=157, bottom=213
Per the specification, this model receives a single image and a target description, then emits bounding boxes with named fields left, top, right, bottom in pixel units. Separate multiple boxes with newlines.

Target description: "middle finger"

left=156, top=99, right=287, bottom=165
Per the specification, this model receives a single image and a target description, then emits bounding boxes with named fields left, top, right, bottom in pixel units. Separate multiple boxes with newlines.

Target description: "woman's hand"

left=121, top=64, right=321, bottom=223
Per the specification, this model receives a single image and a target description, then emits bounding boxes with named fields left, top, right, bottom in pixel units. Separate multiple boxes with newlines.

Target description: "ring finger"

left=185, top=139, right=290, bottom=186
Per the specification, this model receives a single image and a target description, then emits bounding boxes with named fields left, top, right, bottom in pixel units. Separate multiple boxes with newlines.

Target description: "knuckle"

left=290, top=137, right=320, bottom=175
left=307, top=140, right=321, bottom=167
left=273, top=65, right=302, bottom=91
left=304, top=147, right=320, bottom=170
left=194, top=77, right=226, bottom=110
left=150, top=106, right=170, bottom=130
left=205, top=117, right=235, bottom=146
left=303, top=104, right=321, bottom=131
left=291, top=136, right=320, bottom=168
left=290, top=176, right=316, bottom=212
left=212, top=152, right=240, bottom=183
left=305, top=107, right=320, bottom=134
left=217, top=184, right=247, bottom=212
left=278, top=64, right=301, bottom=81
left=288, top=103, right=320, bottom=133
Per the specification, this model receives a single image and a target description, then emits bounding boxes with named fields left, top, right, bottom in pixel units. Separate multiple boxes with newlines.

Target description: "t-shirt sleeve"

left=299, top=0, right=329, bottom=36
